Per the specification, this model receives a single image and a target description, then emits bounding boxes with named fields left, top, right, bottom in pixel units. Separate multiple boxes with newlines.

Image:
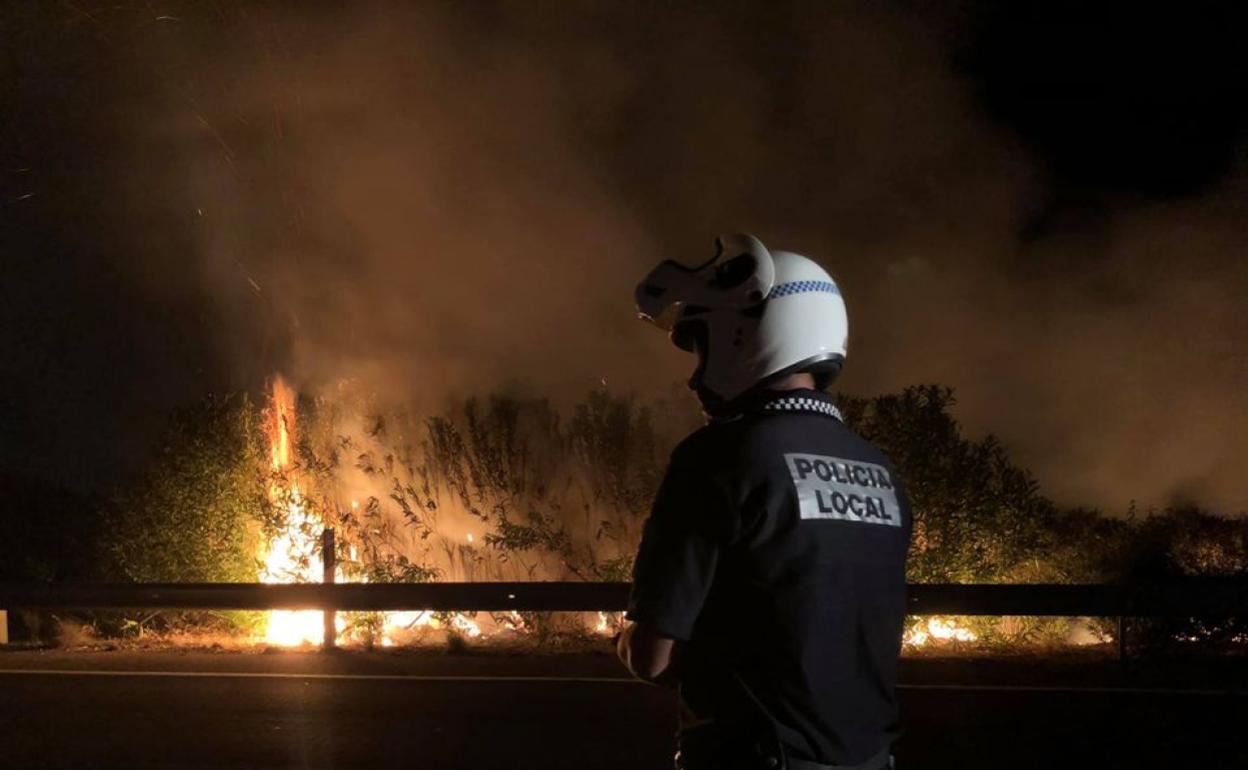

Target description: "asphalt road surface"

left=2, top=649, right=1246, bottom=769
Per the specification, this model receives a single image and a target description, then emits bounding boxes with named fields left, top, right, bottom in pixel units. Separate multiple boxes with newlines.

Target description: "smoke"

left=131, top=3, right=1031, bottom=402
left=11, top=2, right=1247, bottom=513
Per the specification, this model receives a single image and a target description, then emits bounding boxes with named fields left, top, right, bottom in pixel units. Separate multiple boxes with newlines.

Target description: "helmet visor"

left=634, top=233, right=775, bottom=330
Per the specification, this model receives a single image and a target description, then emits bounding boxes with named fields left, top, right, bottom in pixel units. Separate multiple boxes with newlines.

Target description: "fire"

left=904, top=616, right=978, bottom=647
left=259, top=376, right=329, bottom=646
left=595, top=611, right=623, bottom=636
left=256, top=376, right=485, bottom=647
left=268, top=376, right=295, bottom=470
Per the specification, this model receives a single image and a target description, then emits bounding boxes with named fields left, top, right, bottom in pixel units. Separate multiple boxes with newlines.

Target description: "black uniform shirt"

left=627, top=389, right=912, bottom=766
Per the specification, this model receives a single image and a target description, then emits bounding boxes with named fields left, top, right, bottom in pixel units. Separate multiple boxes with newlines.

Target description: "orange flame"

left=259, top=375, right=328, bottom=646
left=904, top=616, right=978, bottom=647
left=268, top=376, right=295, bottom=471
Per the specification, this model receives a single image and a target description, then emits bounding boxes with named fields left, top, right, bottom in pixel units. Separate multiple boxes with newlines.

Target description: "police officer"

left=618, top=234, right=911, bottom=770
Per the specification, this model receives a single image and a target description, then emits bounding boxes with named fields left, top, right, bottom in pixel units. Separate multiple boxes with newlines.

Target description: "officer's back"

left=620, top=235, right=911, bottom=770
left=665, top=390, right=910, bottom=766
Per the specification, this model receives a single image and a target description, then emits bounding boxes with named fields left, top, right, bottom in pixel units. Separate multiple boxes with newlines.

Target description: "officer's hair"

left=765, top=355, right=843, bottom=393
left=805, top=359, right=843, bottom=391
left=811, top=370, right=837, bottom=391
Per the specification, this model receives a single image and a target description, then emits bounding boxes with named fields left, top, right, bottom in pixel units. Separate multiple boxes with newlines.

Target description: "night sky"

left=3, top=1, right=1247, bottom=513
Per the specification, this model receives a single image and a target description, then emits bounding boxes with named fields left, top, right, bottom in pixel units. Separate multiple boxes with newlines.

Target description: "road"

left=2, top=649, right=1246, bottom=769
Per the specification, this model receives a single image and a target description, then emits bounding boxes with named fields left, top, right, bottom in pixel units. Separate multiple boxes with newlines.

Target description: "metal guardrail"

left=4, top=526, right=1242, bottom=656
left=1, top=579, right=1243, bottom=658
left=910, top=582, right=1247, bottom=617
left=0, top=581, right=632, bottom=612
left=0, top=581, right=1243, bottom=615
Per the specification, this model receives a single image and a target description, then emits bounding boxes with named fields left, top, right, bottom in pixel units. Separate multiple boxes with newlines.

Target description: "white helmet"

left=635, top=233, right=848, bottom=416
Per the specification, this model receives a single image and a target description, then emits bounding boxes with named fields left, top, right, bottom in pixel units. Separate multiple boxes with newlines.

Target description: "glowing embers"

left=596, top=611, right=623, bottom=636
left=904, top=616, right=978, bottom=647
left=377, top=611, right=483, bottom=647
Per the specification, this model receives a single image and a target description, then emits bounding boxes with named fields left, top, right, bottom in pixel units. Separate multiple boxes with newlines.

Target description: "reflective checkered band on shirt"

left=763, top=396, right=844, bottom=422
left=765, top=280, right=840, bottom=300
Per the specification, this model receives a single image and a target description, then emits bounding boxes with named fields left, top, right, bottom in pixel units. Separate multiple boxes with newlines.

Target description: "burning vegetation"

left=256, top=376, right=494, bottom=646
left=257, top=376, right=326, bottom=645
left=243, top=375, right=655, bottom=647
left=15, top=380, right=1237, bottom=651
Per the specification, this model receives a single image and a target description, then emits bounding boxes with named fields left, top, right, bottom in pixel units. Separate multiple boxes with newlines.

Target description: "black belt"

left=787, top=746, right=892, bottom=770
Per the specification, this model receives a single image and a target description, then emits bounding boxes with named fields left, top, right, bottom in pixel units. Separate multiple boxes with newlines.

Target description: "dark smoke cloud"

left=7, top=2, right=1247, bottom=513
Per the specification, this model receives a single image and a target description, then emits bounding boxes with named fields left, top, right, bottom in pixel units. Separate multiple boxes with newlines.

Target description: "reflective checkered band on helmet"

left=762, top=396, right=844, bottom=422
left=765, top=280, right=840, bottom=300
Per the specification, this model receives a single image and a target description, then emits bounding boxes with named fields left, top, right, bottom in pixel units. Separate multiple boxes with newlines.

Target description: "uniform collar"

left=752, top=388, right=844, bottom=422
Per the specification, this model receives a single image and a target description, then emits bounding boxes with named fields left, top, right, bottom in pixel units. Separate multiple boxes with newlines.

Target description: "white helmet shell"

left=635, top=234, right=848, bottom=414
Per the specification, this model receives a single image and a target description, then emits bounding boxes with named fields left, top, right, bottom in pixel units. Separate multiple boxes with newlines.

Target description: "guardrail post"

left=322, top=528, right=336, bottom=651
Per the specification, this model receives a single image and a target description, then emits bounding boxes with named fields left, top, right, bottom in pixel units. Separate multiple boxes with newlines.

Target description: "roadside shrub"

left=1120, top=507, right=1248, bottom=650
left=841, top=386, right=1073, bottom=583
left=101, top=394, right=267, bottom=583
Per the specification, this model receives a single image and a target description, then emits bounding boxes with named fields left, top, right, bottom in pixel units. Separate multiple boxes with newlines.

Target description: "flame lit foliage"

left=106, top=394, right=268, bottom=586
left=257, top=378, right=486, bottom=646
left=244, top=380, right=677, bottom=644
